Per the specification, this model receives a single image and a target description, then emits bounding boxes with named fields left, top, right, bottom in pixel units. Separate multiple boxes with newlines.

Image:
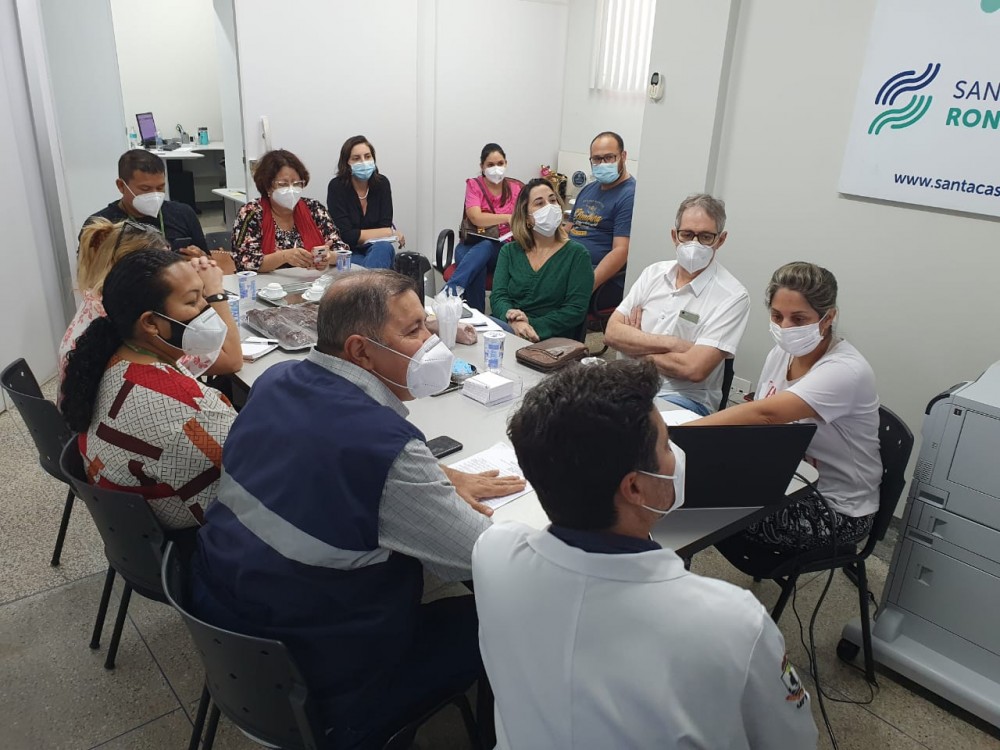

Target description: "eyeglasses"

left=589, top=153, right=620, bottom=165
left=113, top=218, right=162, bottom=252
left=676, top=229, right=719, bottom=245
left=273, top=180, right=306, bottom=190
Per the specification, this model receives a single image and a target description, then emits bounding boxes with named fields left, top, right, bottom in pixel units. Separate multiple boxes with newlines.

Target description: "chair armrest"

left=436, top=229, right=455, bottom=273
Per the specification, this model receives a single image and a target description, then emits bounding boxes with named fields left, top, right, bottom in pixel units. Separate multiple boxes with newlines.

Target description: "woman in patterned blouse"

left=61, top=250, right=237, bottom=531
left=232, top=149, right=350, bottom=272
left=59, top=218, right=242, bottom=386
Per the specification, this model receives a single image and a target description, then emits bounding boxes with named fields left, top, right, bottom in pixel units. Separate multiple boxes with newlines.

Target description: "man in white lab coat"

left=472, top=359, right=818, bottom=749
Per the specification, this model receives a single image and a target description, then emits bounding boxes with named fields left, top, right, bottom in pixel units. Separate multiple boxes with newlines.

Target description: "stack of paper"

left=448, top=442, right=532, bottom=510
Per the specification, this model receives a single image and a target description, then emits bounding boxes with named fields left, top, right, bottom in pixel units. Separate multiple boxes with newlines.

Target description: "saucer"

left=302, top=290, right=323, bottom=302
left=258, top=289, right=286, bottom=300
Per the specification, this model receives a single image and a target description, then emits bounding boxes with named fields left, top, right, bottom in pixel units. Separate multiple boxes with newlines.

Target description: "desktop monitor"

left=136, top=112, right=157, bottom=147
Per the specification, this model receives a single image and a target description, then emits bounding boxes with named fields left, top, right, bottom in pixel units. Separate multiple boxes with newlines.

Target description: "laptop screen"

left=136, top=112, right=157, bottom=144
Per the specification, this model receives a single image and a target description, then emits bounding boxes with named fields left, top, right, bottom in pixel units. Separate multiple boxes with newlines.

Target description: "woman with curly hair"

left=61, top=250, right=236, bottom=530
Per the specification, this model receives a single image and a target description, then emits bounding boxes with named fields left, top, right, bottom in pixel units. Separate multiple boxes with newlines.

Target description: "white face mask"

left=769, top=313, right=829, bottom=357
left=271, top=186, right=302, bottom=210
left=367, top=334, right=454, bottom=398
left=675, top=241, right=714, bottom=274
left=156, top=307, right=228, bottom=358
left=126, top=184, right=165, bottom=218
left=637, top=441, right=686, bottom=516
left=483, top=166, right=506, bottom=184
left=531, top=203, right=563, bottom=237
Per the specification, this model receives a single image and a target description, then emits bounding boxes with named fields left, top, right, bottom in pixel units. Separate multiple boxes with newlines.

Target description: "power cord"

left=787, top=472, right=886, bottom=749
left=791, top=471, right=840, bottom=749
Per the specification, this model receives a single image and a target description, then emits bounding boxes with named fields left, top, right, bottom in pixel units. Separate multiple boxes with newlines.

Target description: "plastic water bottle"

left=128, top=127, right=138, bottom=150
left=155, top=130, right=164, bottom=149
left=484, top=331, right=505, bottom=374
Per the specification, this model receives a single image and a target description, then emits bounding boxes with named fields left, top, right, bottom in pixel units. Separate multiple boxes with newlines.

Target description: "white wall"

left=628, top=0, right=1000, bottom=468
left=233, top=0, right=568, bottom=257
left=1, top=0, right=69, bottom=382
left=559, top=0, right=646, bottom=161
left=429, top=0, right=568, bottom=241
left=212, top=0, right=243, bottom=191
left=234, top=0, right=420, bottom=240
left=111, top=0, right=223, bottom=142
left=37, top=0, right=127, bottom=281
left=628, top=0, right=739, bottom=279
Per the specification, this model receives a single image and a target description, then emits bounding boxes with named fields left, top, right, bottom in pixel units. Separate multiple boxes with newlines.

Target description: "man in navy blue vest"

left=191, top=270, right=525, bottom=746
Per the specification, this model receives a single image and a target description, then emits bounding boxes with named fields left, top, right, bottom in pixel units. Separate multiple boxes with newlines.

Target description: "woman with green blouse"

left=489, top=178, right=594, bottom=342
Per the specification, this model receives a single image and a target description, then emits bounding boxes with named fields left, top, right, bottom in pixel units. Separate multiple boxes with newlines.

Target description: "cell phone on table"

left=170, top=236, right=193, bottom=252
left=426, top=435, right=463, bottom=459
left=430, top=382, right=463, bottom=397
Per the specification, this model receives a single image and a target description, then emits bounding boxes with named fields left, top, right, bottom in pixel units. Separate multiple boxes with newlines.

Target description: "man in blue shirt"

left=568, top=131, right=636, bottom=310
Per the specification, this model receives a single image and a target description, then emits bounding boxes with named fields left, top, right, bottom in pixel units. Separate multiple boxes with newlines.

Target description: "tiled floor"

left=2, top=378, right=999, bottom=749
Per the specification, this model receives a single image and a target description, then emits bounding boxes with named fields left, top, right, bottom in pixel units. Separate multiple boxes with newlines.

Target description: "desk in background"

left=223, top=268, right=817, bottom=556
left=212, top=188, right=248, bottom=228
left=147, top=142, right=226, bottom=207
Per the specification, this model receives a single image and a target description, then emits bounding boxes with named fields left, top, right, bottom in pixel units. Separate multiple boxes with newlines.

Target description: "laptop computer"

left=136, top=112, right=158, bottom=147
left=666, top=423, right=817, bottom=509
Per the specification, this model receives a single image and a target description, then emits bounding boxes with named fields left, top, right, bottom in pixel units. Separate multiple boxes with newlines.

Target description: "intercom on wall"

left=648, top=72, right=664, bottom=101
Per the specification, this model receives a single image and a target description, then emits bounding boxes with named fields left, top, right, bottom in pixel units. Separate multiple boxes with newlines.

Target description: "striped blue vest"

left=191, top=358, right=425, bottom=712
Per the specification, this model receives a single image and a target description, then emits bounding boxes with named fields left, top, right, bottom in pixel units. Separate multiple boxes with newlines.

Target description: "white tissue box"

left=462, top=372, right=515, bottom=405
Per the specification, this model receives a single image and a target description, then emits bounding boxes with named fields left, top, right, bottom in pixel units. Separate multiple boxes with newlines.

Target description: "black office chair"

left=719, top=358, right=735, bottom=411
left=59, top=438, right=168, bottom=670
left=204, top=230, right=232, bottom=251
left=584, top=282, right=620, bottom=356
left=715, top=406, right=913, bottom=683
left=1, top=358, right=74, bottom=566
left=435, top=228, right=456, bottom=277
left=161, top=543, right=484, bottom=750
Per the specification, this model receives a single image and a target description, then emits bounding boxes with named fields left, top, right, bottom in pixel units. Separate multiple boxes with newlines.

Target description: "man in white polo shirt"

left=604, top=193, right=750, bottom=415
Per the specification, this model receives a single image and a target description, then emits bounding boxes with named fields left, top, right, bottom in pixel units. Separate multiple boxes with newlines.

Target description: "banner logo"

left=983, top=1, right=1000, bottom=14
left=868, top=63, right=941, bottom=134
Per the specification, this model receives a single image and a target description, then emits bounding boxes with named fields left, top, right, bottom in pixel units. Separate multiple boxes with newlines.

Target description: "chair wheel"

left=837, top=638, right=860, bottom=662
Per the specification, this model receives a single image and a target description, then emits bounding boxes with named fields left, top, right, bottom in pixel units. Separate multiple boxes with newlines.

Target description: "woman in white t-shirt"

left=696, top=261, right=881, bottom=550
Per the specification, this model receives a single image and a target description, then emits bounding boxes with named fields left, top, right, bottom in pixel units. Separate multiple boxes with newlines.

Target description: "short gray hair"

left=765, top=262, right=838, bottom=318
left=316, top=270, right=418, bottom=354
left=675, top=193, right=727, bottom=233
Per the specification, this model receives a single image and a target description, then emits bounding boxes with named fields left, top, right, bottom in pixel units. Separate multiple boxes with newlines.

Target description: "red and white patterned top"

left=59, top=292, right=216, bottom=386
left=79, top=356, right=236, bottom=529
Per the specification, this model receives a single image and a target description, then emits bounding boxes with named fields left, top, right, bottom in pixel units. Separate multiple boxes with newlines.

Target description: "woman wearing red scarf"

left=232, top=149, right=350, bottom=272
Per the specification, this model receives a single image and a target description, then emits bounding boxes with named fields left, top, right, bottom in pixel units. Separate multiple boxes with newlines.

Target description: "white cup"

left=434, top=295, right=463, bottom=349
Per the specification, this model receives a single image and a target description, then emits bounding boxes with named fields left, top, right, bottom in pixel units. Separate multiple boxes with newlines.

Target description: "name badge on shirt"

left=679, top=309, right=700, bottom=324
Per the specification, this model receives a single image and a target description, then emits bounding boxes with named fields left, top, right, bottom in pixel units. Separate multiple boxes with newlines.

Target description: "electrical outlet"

left=730, top=376, right=753, bottom=405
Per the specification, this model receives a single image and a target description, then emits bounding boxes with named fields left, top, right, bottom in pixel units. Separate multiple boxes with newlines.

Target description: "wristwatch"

left=204, top=292, right=228, bottom=304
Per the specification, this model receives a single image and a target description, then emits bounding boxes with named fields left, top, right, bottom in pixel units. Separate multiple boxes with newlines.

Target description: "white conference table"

left=222, top=269, right=818, bottom=557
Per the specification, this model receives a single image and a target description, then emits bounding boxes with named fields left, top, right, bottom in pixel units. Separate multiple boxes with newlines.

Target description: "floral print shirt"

left=232, top=197, right=349, bottom=271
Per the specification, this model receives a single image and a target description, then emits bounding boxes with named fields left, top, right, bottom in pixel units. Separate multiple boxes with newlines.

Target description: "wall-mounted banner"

left=839, top=0, right=1000, bottom=217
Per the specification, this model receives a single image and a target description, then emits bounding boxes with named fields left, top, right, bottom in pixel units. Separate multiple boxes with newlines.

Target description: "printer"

left=841, top=360, right=1000, bottom=727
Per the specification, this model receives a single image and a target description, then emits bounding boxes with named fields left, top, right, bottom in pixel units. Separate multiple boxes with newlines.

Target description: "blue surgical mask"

left=592, top=161, right=620, bottom=185
left=638, top=442, right=686, bottom=516
left=351, top=161, right=376, bottom=181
